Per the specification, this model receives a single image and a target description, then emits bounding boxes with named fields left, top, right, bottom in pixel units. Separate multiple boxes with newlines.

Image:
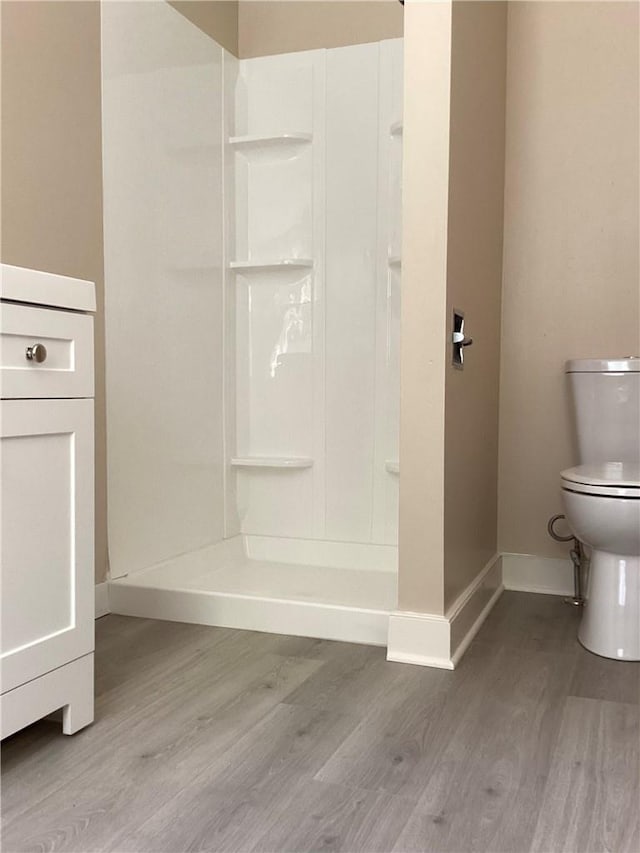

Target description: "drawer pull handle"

left=25, top=343, right=48, bottom=364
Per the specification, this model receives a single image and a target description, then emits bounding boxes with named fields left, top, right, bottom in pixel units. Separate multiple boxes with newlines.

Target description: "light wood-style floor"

left=2, top=592, right=639, bottom=853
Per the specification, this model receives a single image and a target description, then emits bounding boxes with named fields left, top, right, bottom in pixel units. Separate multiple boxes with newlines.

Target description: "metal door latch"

left=452, top=310, right=473, bottom=369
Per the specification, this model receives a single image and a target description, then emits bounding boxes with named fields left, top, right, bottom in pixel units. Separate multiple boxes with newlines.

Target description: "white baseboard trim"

left=387, top=554, right=503, bottom=669
left=449, top=556, right=504, bottom=666
left=95, top=582, right=110, bottom=618
left=502, top=553, right=573, bottom=596
left=386, top=610, right=453, bottom=669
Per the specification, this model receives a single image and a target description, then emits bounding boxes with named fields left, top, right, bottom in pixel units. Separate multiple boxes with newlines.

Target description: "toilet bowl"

left=561, top=462, right=640, bottom=660
left=563, top=357, right=640, bottom=661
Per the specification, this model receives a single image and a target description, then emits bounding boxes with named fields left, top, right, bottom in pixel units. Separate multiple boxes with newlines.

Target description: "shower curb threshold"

left=108, top=577, right=391, bottom=647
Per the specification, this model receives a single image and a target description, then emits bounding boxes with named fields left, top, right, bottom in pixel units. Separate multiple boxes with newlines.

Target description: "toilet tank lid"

left=561, top=462, right=640, bottom=488
left=565, top=357, right=640, bottom=373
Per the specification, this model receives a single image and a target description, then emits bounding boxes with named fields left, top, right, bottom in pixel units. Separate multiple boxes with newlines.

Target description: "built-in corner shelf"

left=231, top=456, right=314, bottom=469
left=228, top=133, right=312, bottom=152
left=229, top=259, right=313, bottom=273
left=390, top=121, right=403, bottom=137
left=385, top=460, right=399, bottom=475
left=388, top=256, right=402, bottom=269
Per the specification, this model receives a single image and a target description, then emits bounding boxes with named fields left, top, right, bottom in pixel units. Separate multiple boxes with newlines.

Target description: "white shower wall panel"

left=245, top=159, right=313, bottom=261
left=231, top=50, right=326, bottom=539
left=235, top=51, right=321, bottom=136
left=232, top=40, right=403, bottom=547
left=102, top=1, right=228, bottom=577
left=233, top=52, right=323, bottom=263
left=324, top=43, right=381, bottom=543
left=234, top=281, right=316, bottom=536
left=373, top=38, right=404, bottom=545
left=237, top=271, right=314, bottom=454
left=223, top=51, right=241, bottom=540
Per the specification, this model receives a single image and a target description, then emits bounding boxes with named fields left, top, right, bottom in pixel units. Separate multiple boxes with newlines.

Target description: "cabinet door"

left=1, top=399, right=94, bottom=693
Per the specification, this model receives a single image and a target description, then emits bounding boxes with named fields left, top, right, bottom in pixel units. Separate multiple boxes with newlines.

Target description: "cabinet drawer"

left=1, top=302, right=94, bottom=399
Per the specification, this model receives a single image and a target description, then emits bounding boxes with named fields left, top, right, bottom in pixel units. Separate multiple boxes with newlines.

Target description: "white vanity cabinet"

left=1, top=265, right=96, bottom=738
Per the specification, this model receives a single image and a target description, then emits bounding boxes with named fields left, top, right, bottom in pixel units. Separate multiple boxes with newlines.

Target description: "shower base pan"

left=108, top=536, right=397, bottom=646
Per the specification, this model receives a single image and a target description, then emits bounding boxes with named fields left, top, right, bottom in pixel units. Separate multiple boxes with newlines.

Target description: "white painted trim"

left=386, top=610, right=453, bottom=669
left=450, top=579, right=503, bottom=666
left=449, top=555, right=503, bottom=665
left=108, top=582, right=390, bottom=647
left=502, top=553, right=573, bottom=596
left=95, top=582, right=110, bottom=619
left=387, top=554, right=503, bottom=669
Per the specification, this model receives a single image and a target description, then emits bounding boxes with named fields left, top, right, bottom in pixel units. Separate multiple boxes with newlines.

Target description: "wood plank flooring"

left=2, top=592, right=638, bottom=853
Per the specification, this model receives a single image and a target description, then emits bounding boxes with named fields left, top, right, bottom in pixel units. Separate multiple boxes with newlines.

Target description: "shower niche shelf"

left=231, top=456, right=314, bottom=469
left=229, top=133, right=312, bottom=157
left=385, top=460, right=400, bottom=474
left=229, top=259, right=313, bottom=273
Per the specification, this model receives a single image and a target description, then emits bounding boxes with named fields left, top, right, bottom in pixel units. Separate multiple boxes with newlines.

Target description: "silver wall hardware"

left=452, top=309, right=473, bottom=369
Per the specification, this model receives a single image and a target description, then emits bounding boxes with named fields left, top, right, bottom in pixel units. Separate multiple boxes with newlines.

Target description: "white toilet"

left=561, top=357, right=640, bottom=661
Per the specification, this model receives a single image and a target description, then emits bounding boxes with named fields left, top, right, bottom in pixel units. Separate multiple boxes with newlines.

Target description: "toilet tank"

left=566, top=358, right=640, bottom=464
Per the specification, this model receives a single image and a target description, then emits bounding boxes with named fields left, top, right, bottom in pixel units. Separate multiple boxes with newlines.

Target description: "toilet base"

left=578, top=550, right=640, bottom=661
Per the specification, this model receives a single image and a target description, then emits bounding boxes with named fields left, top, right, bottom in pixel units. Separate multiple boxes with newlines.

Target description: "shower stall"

left=103, top=1, right=403, bottom=645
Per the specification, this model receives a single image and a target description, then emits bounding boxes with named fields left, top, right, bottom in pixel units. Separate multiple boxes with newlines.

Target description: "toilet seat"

left=561, top=462, right=640, bottom=498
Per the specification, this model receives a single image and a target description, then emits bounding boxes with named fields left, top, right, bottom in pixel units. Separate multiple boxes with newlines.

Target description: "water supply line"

left=547, top=514, right=585, bottom=606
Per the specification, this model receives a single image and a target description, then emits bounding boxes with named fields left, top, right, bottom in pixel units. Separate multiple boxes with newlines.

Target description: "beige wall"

left=1, top=0, right=108, bottom=585
left=397, top=0, right=451, bottom=616
left=443, top=1, right=507, bottom=608
left=170, top=0, right=239, bottom=55
left=398, top=0, right=507, bottom=616
left=499, top=1, right=640, bottom=560
left=173, top=0, right=404, bottom=59
left=238, top=0, right=403, bottom=58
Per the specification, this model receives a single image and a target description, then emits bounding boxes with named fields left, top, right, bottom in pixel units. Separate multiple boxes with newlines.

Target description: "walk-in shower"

left=102, top=1, right=403, bottom=644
